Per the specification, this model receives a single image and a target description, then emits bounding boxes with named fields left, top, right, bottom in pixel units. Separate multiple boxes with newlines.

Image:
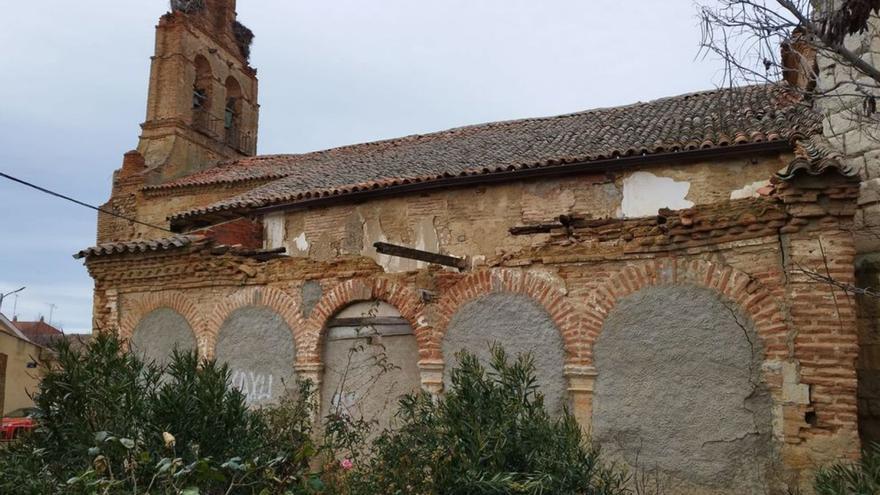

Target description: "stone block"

left=865, top=150, right=880, bottom=179
left=783, top=362, right=811, bottom=405
left=859, top=178, right=880, bottom=206
left=844, top=128, right=879, bottom=156
left=824, top=109, right=860, bottom=138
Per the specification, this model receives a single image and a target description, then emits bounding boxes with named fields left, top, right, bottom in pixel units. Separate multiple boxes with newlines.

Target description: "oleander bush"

left=0, top=333, right=321, bottom=494
left=813, top=442, right=880, bottom=495
left=347, top=346, right=628, bottom=495
left=0, top=333, right=628, bottom=494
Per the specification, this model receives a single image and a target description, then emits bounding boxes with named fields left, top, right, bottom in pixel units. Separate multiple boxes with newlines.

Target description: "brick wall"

left=193, top=217, right=262, bottom=249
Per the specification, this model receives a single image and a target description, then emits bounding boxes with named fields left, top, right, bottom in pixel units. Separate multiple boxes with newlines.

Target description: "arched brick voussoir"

left=302, top=278, right=431, bottom=364
left=119, top=291, right=204, bottom=354
left=583, top=258, right=789, bottom=365
left=205, top=287, right=306, bottom=360
left=435, top=268, right=586, bottom=365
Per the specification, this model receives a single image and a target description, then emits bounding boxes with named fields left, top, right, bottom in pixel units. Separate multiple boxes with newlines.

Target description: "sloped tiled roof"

left=0, top=313, right=30, bottom=342
left=13, top=318, right=63, bottom=347
left=73, top=235, right=202, bottom=260
left=161, top=84, right=820, bottom=222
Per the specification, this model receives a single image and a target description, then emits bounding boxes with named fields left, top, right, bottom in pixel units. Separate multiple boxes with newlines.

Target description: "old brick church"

left=76, top=1, right=874, bottom=493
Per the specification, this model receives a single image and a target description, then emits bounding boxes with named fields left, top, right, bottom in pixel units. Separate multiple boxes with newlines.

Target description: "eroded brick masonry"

left=78, top=2, right=875, bottom=493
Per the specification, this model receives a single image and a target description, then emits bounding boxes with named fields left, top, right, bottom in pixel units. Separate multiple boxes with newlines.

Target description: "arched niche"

left=224, top=76, right=243, bottom=134
left=130, top=308, right=197, bottom=366
left=320, top=301, right=420, bottom=429
left=592, top=284, right=775, bottom=494
left=441, top=292, right=567, bottom=414
left=192, top=55, right=213, bottom=109
left=214, top=306, right=296, bottom=407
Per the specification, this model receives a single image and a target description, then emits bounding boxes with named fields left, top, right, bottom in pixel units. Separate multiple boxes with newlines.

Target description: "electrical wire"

left=0, top=171, right=174, bottom=234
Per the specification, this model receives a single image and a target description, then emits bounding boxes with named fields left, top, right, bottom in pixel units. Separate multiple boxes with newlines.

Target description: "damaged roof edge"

left=775, top=134, right=858, bottom=181
left=170, top=140, right=794, bottom=231
left=73, top=235, right=203, bottom=260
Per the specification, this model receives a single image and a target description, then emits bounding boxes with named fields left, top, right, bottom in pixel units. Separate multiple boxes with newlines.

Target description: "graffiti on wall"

left=230, top=369, right=275, bottom=406
left=214, top=305, right=296, bottom=408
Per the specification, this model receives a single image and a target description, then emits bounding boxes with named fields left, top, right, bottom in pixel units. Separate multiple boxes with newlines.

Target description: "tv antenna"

left=48, top=303, right=58, bottom=326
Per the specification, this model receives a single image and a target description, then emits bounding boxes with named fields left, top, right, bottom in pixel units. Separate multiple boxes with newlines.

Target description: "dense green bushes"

left=3, top=332, right=875, bottom=494
left=814, top=443, right=880, bottom=495
left=351, top=347, right=625, bottom=494
left=0, top=334, right=625, bottom=494
left=1, top=333, right=319, bottom=494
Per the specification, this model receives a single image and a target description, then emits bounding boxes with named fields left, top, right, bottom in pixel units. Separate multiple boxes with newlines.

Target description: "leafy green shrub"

left=814, top=443, right=880, bottom=495
left=151, top=350, right=266, bottom=462
left=2, top=333, right=627, bottom=494
left=0, top=332, right=320, bottom=495
left=349, top=346, right=627, bottom=495
left=0, top=442, right=57, bottom=494
left=32, top=332, right=162, bottom=479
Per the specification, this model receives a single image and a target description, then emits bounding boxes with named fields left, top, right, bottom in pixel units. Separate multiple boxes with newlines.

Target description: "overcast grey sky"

left=0, top=1, right=727, bottom=332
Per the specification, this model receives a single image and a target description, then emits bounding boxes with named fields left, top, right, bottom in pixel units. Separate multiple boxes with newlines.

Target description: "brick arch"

left=436, top=269, right=586, bottom=365
left=205, top=286, right=306, bottom=360
left=119, top=291, right=204, bottom=354
left=301, top=278, right=431, bottom=364
left=584, top=258, right=788, bottom=365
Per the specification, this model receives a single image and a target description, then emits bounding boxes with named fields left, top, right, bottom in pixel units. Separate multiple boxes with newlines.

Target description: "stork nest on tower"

left=233, top=21, right=255, bottom=61
left=170, top=0, right=205, bottom=13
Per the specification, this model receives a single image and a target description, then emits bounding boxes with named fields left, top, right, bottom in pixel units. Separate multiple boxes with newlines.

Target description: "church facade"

left=77, top=2, right=870, bottom=493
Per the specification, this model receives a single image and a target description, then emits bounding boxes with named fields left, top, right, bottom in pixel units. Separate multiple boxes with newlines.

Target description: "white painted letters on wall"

left=231, top=369, right=274, bottom=406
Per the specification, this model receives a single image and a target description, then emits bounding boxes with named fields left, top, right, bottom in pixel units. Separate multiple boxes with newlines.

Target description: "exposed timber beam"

left=373, top=242, right=468, bottom=270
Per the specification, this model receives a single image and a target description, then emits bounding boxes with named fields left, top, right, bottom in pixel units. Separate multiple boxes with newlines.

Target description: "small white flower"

left=162, top=431, right=176, bottom=449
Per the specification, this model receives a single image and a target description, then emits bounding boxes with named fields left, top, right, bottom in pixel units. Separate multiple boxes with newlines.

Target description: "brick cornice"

left=435, top=268, right=586, bottom=365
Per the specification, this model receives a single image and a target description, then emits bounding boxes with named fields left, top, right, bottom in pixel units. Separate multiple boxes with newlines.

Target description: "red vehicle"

left=1, top=407, right=37, bottom=441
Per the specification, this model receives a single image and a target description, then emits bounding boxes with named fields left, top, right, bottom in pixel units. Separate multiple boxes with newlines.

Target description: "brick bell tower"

left=137, top=0, right=259, bottom=181
left=96, top=1, right=259, bottom=244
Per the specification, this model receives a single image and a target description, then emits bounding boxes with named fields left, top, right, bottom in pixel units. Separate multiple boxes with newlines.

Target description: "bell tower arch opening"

left=224, top=76, right=244, bottom=149
left=192, top=55, right=214, bottom=131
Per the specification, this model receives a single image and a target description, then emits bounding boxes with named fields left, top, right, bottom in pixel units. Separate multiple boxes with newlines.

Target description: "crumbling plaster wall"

left=214, top=306, right=296, bottom=406
left=442, top=293, right=567, bottom=414
left=593, top=284, right=774, bottom=495
left=129, top=308, right=197, bottom=366
left=271, top=155, right=788, bottom=271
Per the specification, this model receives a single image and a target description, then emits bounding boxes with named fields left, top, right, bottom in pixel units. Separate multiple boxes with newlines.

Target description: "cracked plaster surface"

left=592, top=284, right=775, bottom=494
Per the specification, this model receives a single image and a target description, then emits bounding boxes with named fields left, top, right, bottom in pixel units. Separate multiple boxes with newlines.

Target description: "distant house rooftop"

left=12, top=317, right=64, bottom=347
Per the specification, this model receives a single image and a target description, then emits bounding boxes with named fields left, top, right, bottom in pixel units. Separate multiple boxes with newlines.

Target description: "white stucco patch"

left=618, top=172, right=694, bottom=218
left=414, top=216, right=440, bottom=254
left=362, top=215, right=441, bottom=273
left=730, top=180, right=771, bottom=200
left=292, top=232, right=310, bottom=254
left=264, top=212, right=286, bottom=250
